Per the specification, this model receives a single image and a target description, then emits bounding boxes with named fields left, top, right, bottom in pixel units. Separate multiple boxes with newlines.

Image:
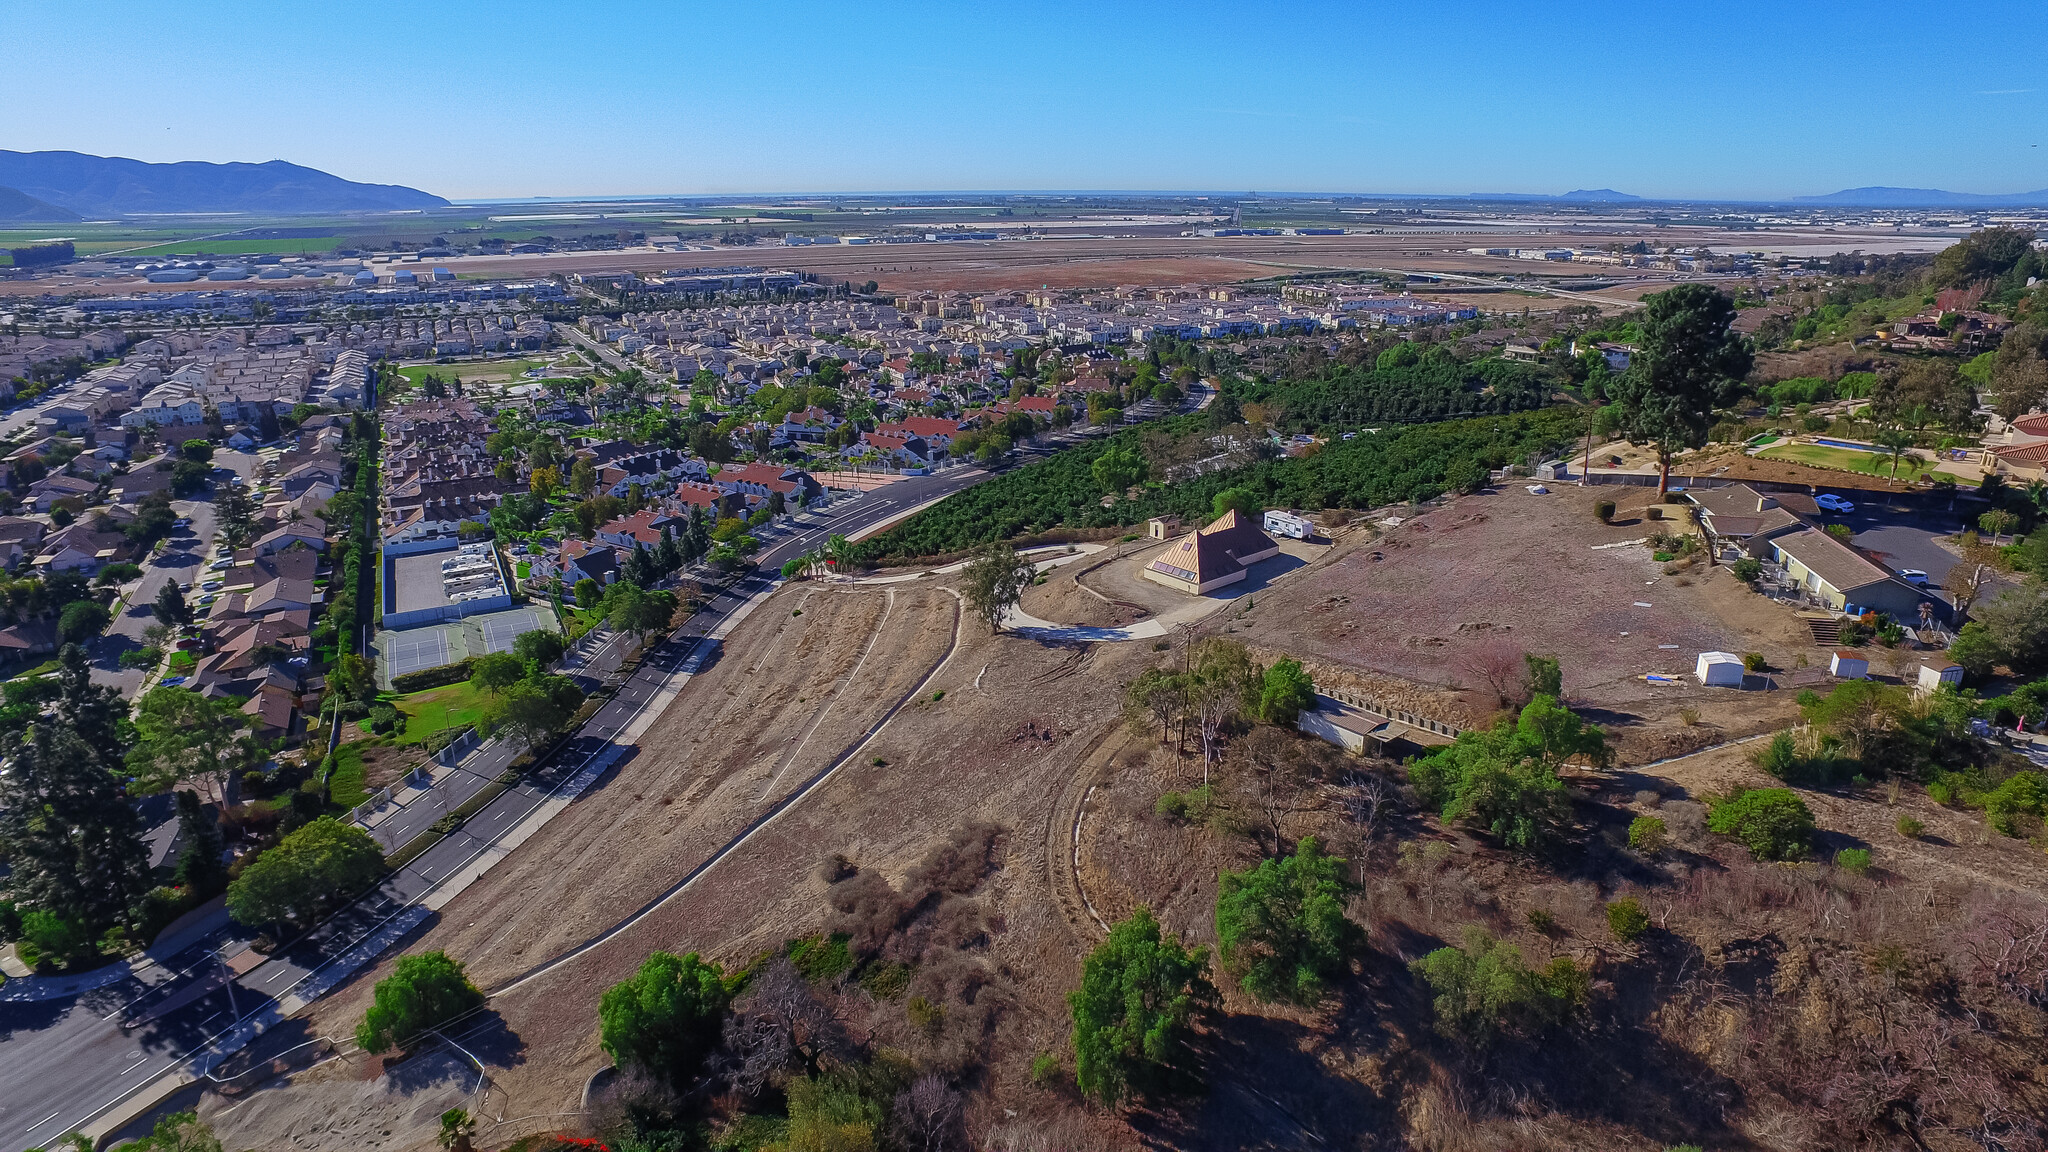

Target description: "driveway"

left=87, top=493, right=221, bottom=698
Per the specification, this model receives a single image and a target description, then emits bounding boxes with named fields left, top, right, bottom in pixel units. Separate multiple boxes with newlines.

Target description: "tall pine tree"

left=0, top=722, right=152, bottom=929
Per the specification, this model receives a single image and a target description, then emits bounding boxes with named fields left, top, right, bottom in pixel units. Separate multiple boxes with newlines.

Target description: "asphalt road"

left=1805, top=483, right=2000, bottom=600
left=0, top=444, right=1019, bottom=1151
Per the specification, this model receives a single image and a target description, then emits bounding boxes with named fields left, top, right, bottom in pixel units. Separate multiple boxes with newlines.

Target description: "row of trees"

left=1223, top=342, right=1552, bottom=432
left=851, top=406, right=1585, bottom=563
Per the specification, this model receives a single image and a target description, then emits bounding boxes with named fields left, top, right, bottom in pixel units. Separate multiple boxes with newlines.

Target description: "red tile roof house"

left=780, top=406, right=844, bottom=443
left=715, top=462, right=823, bottom=509
left=879, top=416, right=973, bottom=450
left=859, top=430, right=931, bottom=465
left=1142, top=509, right=1281, bottom=595
left=673, top=480, right=728, bottom=513
left=597, top=508, right=682, bottom=551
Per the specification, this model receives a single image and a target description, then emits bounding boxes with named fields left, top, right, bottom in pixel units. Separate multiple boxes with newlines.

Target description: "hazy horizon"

left=6, top=0, right=2045, bottom=203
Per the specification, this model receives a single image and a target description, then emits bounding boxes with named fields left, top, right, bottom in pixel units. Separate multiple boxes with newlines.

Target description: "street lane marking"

left=25, top=1111, right=61, bottom=1133
left=118, top=1057, right=148, bottom=1075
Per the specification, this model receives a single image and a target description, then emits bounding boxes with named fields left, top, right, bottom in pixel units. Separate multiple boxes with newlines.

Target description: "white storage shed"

left=1830, top=650, right=1870, bottom=679
left=1695, top=651, right=1744, bottom=687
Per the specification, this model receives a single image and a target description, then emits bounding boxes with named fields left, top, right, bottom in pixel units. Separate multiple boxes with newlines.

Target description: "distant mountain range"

left=1466, top=189, right=1644, bottom=203
left=0, top=184, right=80, bottom=222
left=1790, top=186, right=2048, bottom=207
left=0, top=151, right=448, bottom=217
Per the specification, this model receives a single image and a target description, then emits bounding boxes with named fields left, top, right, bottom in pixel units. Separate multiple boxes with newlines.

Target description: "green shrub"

left=1980, top=771, right=2048, bottom=837
left=1896, top=814, right=1925, bottom=839
left=1627, top=815, right=1668, bottom=855
left=1732, top=557, right=1762, bottom=583
left=1708, top=788, right=1815, bottom=861
left=1030, top=1050, right=1062, bottom=1086
left=1605, top=898, right=1651, bottom=943
left=390, top=656, right=478, bottom=694
left=356, top=950, right=484, bottom=1054
left=1525, top=908, right=1559, bottom=936
left=1594, top=500, right=1616, bottom=522
left=1742, top=651, right=1767, bottom=672
left=1409, top=927, right=1589, bottom=1048
left=1214, top=837, right=1361, bottom=1004
left=1754, top=730, right=1799, bottom=780
left=787, top=933, right=856, bottom=983
left=1834, top=848, right=1873, bottom=875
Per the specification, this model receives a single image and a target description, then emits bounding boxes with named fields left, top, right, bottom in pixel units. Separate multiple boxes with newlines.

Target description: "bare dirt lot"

left=1228, top=486, right=1825, bottom=758
left=221, top=578, right=1163, bottom=1150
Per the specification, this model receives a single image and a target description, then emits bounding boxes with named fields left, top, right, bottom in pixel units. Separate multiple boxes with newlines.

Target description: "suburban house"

left=859, top=429, right=930, bottom=464
left=1687, top=485, right=1812, bottom=556
left=1142, top=509, right=1282, bottom=595
left=597, top=508, right=682, bottom=551
left=27, top=473, right=98, bottom=512
left=33, top=523, right=137, bottom=572
left=1769, top=528, right=1926, bottom=618
left=253, top=520, right=329, bottom=555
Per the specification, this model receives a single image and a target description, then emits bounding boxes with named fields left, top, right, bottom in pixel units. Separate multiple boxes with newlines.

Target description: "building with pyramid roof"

left=1141, top=508, right=1281, bottom=595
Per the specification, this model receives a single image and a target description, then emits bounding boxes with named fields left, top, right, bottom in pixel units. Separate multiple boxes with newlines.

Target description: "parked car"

left=1898, top=569, right=1929, bottom=585
left=207, top=558, right=232, bottom=571
left=1816, top=494, right=1855, bottom=513
left=173, top=517, right=191, bottom=528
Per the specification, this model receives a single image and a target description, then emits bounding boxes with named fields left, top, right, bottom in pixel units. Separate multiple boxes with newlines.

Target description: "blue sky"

left=5, top=0, right=2044, bottom=201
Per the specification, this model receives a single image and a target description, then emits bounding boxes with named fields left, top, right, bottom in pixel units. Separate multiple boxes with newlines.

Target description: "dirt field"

left=214, top=577, right=1164, bottom=1150
left=1229, top=486, right=1825, bottom=757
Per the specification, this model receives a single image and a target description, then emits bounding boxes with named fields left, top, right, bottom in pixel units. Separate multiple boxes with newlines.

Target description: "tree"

left=0, top=722, right=152, bottom=931
left=605, top=582, right=679, bottom=639
left=215, top=480, right=258, bottom=549
left=1707, top=788, right=1815, bottom=861
left=468, top=651, right=525, bottom=697
left=1873, top=426, right=1916, bottom=480
left=437, top=1109, right=475, bottom=1152
left=575, top=576, right=601, bottom=607
left=1069, top=908, right=1214, bottom=1104
left=356, top=950, right=485, bottom=1054
left=180, top=439, right=214, bottom=464
left=1410, top=926, right=1589, bottom=1049
left=1408, top=695, right=1606, bottom=851
left=57, top=599, right=110, bottom=642
left=1971, top=580, right=2048, bottom=676
left=1090, top=442, right=1148, bottom=496
left=1980, top=508, right=2019, bottom=545
left=1211, top=486, right=1260, bottom=519
left=960, top=542, right=1034, bottom=634
left=226, top=817, right=386, bottom=928
left=152, top=580, right=191, bottom=628
left=1608, top=285, right=1753, bottom=494
left=530, top=465, right=563, bottom=499
left=511, top=628, right=568, bottom=668
left=599, top=951, right=734, bottom=1088
left=173, top=789, right=227, bottom=895
left=1214, top=837, right=1360, bottom=1004
left=570, top=456, right=598, bottom=498
left=1255, top=657, right=1315, bottom=725
left=126, top=686, right=263, bottom=804
left=478, top=674, right=584, bottom=749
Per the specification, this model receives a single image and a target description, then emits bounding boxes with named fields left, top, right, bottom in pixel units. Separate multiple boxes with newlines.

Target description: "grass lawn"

left=327, top=743, right=369, bottom=809
left=1757, top=442, right=1925, bottom=480
left=167, top=650, right=197, bottom=672
left=394, top=680, right=490, bottom=746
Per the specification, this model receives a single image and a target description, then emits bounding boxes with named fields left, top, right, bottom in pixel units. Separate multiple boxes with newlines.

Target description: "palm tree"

left=1873, top=426, right=1916, bottom=480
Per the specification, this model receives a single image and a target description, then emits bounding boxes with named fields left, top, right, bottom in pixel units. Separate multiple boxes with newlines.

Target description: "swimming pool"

left=1812, top=437, right=1882, bottom=454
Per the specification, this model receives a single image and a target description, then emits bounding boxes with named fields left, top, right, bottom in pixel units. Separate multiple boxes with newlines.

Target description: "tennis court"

left=384, top=630, right=452, bottom=678
left=476, top=606, right=556, bottom=654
